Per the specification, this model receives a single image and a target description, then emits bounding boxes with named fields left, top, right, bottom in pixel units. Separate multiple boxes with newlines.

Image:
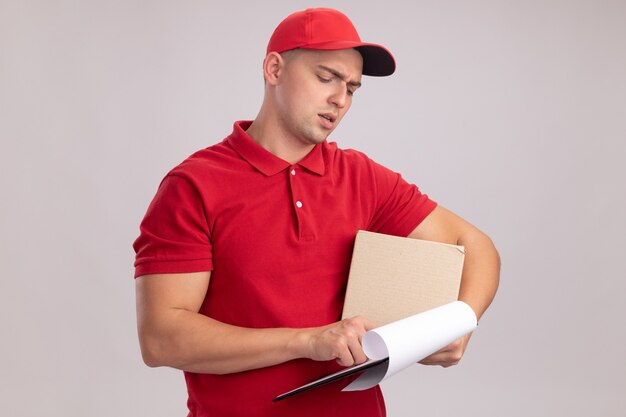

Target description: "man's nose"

left=329, top=85, right=349, bottom=108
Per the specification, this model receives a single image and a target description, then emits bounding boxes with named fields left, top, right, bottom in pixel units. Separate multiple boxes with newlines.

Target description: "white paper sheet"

left=343, top=301, right=477, bottom=391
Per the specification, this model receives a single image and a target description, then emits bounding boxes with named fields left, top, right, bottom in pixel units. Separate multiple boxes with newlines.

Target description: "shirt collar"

left=227, top=120, right=326, bottom=177
left=297, top=141, right=325, bottom=176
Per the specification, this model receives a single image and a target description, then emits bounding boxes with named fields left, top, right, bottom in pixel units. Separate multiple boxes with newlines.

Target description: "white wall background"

left=1, top=1, right=625, bottom=416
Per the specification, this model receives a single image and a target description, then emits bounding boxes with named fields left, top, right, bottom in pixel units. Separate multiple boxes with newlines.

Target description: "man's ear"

left=263, top=52, right=284, bottom=86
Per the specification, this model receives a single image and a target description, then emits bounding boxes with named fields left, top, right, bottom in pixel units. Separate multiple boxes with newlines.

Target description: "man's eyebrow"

left=318, top=65, right=362, bottom=88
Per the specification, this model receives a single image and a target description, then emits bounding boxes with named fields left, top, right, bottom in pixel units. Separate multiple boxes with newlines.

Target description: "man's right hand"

left=297, top=316, right=377, bottom=367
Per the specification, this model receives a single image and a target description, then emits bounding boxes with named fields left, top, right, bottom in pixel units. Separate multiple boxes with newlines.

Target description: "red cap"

left=266, top=8, right=396, bottom=77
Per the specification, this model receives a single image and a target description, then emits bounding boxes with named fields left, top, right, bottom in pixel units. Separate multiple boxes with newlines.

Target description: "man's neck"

left=245, top=117, right=316, bottom=165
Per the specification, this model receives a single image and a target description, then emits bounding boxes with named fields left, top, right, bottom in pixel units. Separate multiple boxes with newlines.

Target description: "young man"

left=133, top=8, right=499, bottom=417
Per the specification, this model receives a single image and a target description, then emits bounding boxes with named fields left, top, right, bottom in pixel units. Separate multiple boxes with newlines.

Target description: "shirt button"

left=295, top=201, right=303, bottom=208
left=290, top=169, right=296, bottom=176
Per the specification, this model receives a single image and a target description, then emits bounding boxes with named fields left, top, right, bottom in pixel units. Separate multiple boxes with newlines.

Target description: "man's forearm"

left=456, top=231, right=500, bottom=320
left=136, top=272, right=375, bottom=375
left=138, top=307, right=373, bottom=374
left=139, top=308, right=309, bottom=374
left=408, top=205, right=501, bottom=320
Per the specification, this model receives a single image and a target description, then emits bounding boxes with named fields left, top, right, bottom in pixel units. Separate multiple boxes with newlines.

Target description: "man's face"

left=273, top=48, right=363, bottom=146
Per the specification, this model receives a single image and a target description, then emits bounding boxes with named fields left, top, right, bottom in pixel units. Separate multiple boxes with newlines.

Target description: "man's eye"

left=317, top=75, right=331, bottom=83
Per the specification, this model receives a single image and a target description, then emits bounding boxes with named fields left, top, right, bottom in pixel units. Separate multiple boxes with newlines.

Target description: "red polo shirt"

left=133, top=121, right=437, bottom=417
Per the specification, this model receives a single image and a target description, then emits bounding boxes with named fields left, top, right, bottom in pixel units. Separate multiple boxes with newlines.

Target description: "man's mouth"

left=319, top=113, right=336, bottom=122
left=318, top=113, right=337, bottom=129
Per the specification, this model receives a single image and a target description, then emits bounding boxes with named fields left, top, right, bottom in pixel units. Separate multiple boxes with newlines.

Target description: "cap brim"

left=296, top=40, right=396, bottom=77
left=355, top=44, right=396, bottom=77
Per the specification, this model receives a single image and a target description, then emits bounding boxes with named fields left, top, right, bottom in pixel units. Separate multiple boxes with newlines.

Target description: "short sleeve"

left=133, top=174, right=213, bottom=277
left=366, top=158, right=437, bottom=237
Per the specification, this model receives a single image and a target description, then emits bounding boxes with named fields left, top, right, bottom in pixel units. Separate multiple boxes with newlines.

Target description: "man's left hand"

left=419, top=333, right=472, bottom=368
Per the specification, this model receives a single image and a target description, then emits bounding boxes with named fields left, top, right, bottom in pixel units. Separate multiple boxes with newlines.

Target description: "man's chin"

left=314, top=127, right=334, bottom=143
left=297, top=125, right=333, bottom=145
left=310, top=136, right=328, bottom=145
left=302, top=132, right=329, bottom=145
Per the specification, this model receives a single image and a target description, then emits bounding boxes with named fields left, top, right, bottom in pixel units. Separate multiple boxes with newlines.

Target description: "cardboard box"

left=341, top=231, right=465, bottom=326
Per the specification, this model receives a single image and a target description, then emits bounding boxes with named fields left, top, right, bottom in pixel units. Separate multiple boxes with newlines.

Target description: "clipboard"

left=273, top=357, right=389, bottom=402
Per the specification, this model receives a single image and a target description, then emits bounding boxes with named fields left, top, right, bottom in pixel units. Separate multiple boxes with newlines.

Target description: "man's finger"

left=335, top=344, right=356, bottom=367
left=361, top=317, right=378, bottom=331
left=347, top=338, right=368, bottom=365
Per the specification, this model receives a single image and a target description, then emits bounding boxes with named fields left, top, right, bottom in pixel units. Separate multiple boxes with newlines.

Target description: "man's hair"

left=279, top=49, right=301, bottom=61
